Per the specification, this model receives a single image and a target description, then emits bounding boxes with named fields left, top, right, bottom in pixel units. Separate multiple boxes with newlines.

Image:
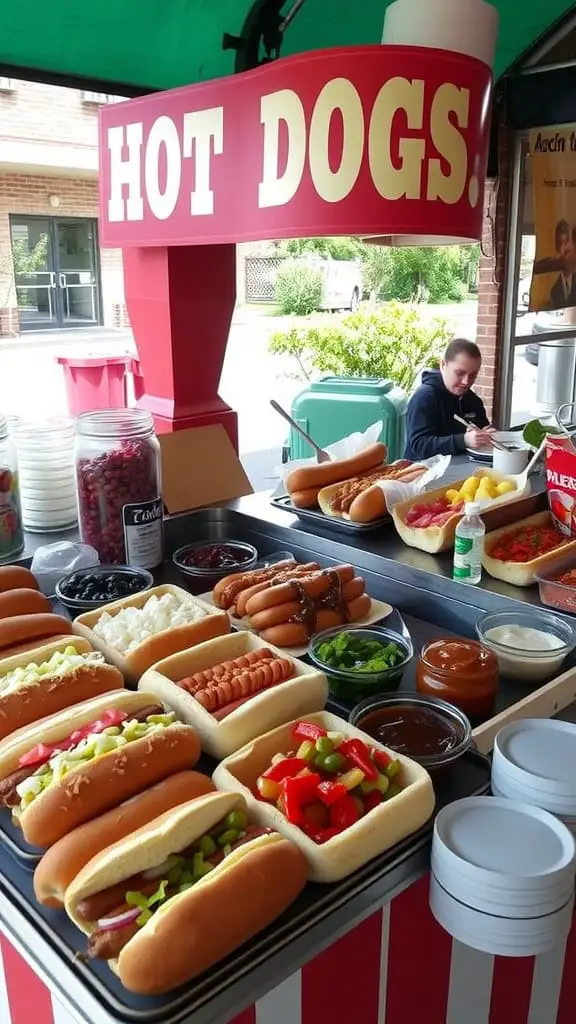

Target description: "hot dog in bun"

left=286, top=443, right=388, bottom=508
left=317, top=462, right=427, bottom=523
left=34, top=771, right=216, bottom=907
left=0, top=638, right=124, bottom=742
left=65, top=791, right=308, bottom=995
left=0, top=691, right=201, bottom=847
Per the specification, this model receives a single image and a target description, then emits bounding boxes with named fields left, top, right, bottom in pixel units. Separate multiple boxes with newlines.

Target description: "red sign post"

left=97, top=45, right=493, bottom=438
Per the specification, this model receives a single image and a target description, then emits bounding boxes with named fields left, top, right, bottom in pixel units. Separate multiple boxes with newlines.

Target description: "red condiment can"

left=75, top=408, right=163, bottom=568
left=416, top=637, right=498, bottom=720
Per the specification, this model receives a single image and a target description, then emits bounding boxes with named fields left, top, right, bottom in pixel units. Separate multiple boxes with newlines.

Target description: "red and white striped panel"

left=2, top=875, right=575, bottom=1024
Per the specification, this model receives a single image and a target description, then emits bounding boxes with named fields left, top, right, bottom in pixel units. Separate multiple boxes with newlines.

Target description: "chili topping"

left=490, top=525, right=569, bottom=563
left=554, top=569, right=576, bottom=587
left=330, top=466, right=408, bottom=513
left=288, top=570, right=348, bottom=638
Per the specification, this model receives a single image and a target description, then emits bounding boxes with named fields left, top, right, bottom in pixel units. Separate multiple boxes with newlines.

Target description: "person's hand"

left=484, top=426, right=496, bottom=435
left=465, top=428, right=493, bottom=449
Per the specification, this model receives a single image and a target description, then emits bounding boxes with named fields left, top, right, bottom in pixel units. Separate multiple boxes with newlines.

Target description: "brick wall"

left=0, top=173, right=127, bottom=335
left=0, top=80, right=100, bottom=151
left=0, top=80, right=128, bottom=335
left=474, top=129, right=512, bottom=423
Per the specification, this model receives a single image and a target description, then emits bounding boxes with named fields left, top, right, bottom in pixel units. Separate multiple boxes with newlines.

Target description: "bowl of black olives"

left=56, top=565, right=154, bottom=615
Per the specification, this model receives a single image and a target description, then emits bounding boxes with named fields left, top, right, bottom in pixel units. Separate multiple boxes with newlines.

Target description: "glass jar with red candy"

left=75, top=409, right=163, bottom=568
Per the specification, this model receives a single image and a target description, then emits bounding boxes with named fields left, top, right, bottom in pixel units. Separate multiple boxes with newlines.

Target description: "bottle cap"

left=464, top=501, right=483, bottom=515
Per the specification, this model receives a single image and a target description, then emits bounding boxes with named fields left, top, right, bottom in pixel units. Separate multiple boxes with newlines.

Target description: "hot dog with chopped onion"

left=0, top=638, right=124, bottom=741
left=0, top=691, right=201, bottom=847
left=65, top=791, right=308, bottom=995
left=34, top=772, right=216, bottom=907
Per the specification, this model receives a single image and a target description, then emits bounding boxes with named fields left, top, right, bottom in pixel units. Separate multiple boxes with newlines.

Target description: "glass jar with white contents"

left=13, top=418, right=78, bottom=533
left=0, top=415, right=24, bottom=559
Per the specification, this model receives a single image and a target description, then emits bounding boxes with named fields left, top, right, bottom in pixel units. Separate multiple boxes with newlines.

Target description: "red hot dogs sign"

left=98, top=46, right=492, bottom=248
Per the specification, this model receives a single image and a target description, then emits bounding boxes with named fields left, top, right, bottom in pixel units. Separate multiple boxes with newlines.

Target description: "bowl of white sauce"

left=476, top=609, right=576, bottom=683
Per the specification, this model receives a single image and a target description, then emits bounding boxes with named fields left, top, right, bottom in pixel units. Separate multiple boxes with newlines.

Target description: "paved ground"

left=0, top=301, right=540, bottom=492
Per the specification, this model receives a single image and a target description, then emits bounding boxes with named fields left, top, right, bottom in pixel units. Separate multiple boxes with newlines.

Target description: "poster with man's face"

left=529, top=125, right=576, bottom=313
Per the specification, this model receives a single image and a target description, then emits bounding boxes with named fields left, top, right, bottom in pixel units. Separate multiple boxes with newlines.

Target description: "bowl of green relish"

left=308, top=625, right=413, bottom=701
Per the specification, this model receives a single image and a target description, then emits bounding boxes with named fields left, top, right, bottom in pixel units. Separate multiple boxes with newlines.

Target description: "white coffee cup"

left=492, top=446, right=530, bottom=476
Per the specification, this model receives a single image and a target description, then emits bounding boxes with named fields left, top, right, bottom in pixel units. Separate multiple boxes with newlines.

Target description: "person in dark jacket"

left=404, top=338, right=494, bottom=461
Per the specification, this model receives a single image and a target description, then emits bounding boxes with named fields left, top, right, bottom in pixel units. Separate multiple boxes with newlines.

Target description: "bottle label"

left=122, top=499, right=163, bottom=568
left=454, top=536, right=473, bottom=555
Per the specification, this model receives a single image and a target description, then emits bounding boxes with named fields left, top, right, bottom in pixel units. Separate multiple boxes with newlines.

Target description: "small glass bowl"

left=350, top=692, right=472, bottom=773
left=173, top=539, right=258, bottom=593
left=56, top=564, right=154, bottom=614
left=308, top=625, right=413, bottom=702
left=476, top=608, right=575, bottom=684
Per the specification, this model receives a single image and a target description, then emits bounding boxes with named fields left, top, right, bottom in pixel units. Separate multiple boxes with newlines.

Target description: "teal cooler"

left=289, top=377, right=408, bottom=462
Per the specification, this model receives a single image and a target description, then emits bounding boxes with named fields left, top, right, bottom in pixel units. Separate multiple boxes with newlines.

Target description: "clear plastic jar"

left=0, top=415, right=24, bottom=559
left=75, top=408, right=163, bottom=567
left=13, top=418, right=77, bottom=533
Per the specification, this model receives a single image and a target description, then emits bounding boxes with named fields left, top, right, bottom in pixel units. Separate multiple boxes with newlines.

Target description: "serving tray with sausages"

left=271, top=494, right=391, bottom=532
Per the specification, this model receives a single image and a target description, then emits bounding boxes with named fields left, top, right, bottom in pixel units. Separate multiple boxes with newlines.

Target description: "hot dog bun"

left=0, top=638, right=124, bottom=741
left=65, top=792, right=308, bottom=995
left=317, top=462, right=427, bottom=522
left=73, top=585, right=230, bottom=682
left=0, top=613, right=73, bottom=656
left=34, top=771, right=216, bottom=907
left=0, top=690, right=201, bottom=847
left=0, top=566, right=39, bottom=593
left=0, top=588, right=52, bottom=619
left=286, top=443, right=387, bottom=506
left=139, top=631, right=328, bottom=760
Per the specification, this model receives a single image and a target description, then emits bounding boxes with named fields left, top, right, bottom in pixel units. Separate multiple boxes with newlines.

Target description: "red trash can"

left=57, top=355, right=133, bottom=417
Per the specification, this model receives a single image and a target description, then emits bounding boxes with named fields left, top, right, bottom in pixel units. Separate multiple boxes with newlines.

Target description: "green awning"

left=0, top=0, right=573, bottom=94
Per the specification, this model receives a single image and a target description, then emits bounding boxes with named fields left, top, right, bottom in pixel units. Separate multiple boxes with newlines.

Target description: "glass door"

left=54, top=219, right=101, bottom=327
left=10, top=217, right=58, bottom=331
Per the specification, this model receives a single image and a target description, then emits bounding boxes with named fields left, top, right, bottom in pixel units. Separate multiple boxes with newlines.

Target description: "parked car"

left=308, top=258, right=362, bottom=312
left=525, top=310, right=570, bottom=365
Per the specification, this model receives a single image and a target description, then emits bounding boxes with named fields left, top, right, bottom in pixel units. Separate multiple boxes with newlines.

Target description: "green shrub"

left=274, top=259, right=323, bottom=316
left=269, top=302, right=451, bottom=391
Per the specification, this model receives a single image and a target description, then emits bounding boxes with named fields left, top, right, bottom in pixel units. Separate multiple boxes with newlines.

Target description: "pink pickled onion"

left=97, top=907, right=140, bottom=931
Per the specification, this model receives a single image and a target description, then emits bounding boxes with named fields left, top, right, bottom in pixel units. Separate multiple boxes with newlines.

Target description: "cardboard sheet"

left=159, top=425, right=253, bottom=514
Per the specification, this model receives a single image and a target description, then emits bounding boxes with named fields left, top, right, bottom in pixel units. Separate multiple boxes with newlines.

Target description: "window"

left=81, top=91, right=126, bottom=105
left=502, top=139, right=576, bottom=427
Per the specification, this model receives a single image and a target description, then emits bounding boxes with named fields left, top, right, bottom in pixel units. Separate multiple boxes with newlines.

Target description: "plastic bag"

left=277, top=420, right=383, bottom=488
left=31, top=542, right=100, bottom=596
left=374, top=454, right=452, bottom=512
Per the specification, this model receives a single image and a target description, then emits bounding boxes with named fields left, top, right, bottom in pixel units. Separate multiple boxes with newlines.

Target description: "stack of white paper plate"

left=430, top=797, right=576, bottom=956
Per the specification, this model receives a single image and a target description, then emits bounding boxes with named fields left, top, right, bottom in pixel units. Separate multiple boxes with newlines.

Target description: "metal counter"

left=0, top=461, right=567, bottom=1024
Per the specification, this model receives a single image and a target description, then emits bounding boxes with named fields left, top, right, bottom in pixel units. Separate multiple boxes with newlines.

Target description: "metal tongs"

left=270, top=400, right=332, bottom=463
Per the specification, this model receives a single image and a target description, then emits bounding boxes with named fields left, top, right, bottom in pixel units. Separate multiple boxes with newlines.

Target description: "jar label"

left=122, top=499, right=163, bottom=568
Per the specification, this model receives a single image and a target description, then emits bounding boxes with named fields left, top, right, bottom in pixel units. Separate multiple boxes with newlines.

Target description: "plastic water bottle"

left=452, top=501, right=485, bottom=585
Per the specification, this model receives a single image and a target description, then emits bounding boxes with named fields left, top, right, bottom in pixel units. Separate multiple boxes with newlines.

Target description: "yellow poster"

left=529, top=125, right=576, bottom=312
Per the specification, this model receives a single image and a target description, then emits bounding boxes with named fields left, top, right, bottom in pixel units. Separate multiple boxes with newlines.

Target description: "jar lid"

left=76, top=408, right=154, bottom=439
left=420, top=637, right=498, bottom=675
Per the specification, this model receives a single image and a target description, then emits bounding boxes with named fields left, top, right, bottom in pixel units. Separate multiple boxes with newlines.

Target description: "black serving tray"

left=270, top=494, right=390, bottom=533
left=0, top=736, right=491, bottom=1024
